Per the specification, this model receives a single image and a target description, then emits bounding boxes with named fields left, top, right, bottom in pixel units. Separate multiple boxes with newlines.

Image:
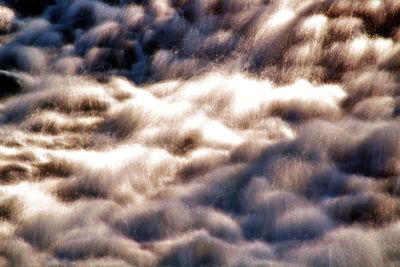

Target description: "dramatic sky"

left=1, top=0, right=400, bottom=266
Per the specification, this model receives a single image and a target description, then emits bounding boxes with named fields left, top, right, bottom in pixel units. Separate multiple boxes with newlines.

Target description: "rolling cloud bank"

left=1, top=0, right=400, bottom=266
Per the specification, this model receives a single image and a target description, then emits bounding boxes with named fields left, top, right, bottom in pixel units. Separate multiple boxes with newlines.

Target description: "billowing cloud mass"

left=1, top=0, right=400, bottom=266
